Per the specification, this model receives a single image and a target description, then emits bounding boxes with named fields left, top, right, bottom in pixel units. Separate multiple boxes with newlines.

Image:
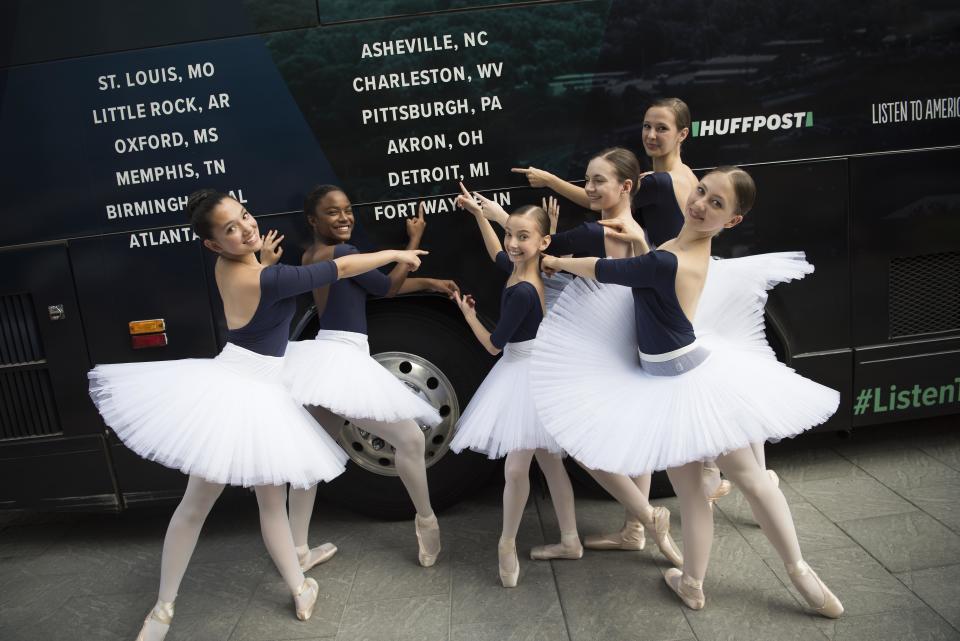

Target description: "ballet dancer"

left=89, top=190, right=425, bottom=640
left=479, top=147, right=684, bottom=566
left=532, top=167, right=843, bottom=617
left=281, top=184, right=458, bottom=568
left=448, top=182, right=582, bottom=587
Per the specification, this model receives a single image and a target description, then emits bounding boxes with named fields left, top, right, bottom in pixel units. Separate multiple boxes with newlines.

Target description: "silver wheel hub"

left=336, top=351, right=459, bottom=476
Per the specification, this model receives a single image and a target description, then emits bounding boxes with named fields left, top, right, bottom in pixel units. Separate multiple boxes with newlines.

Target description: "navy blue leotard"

left=225, top=260, right=339, bottom=357
left=546, top=221, right=606, bottom=258
left=634, top=173, right=684, bottom=248
left=594, top=250, right=694, bottom=354
left=490, top=251, right=543, bottom=349
left=318, top=244, right=391, bottom=335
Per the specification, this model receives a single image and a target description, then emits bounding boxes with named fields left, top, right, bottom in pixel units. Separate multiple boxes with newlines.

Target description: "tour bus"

left=1, top=0, right=958, bottom=516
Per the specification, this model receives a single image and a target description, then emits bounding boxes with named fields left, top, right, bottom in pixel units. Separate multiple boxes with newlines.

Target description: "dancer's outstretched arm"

left=512, top=166, right=590, bottom=209
left=456, top=182, right=503, bottom=262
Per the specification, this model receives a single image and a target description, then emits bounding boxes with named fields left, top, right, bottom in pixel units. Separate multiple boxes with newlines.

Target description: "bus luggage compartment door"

left=0, top=243, right=117, bottom=509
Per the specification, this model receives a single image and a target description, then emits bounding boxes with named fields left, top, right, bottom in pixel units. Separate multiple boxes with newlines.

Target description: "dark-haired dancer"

left=533, top=167, right=843, bottom=617
left=88, top=191, right=426, bottom=641
left=449, top=183, right=582, bottom=587
left=281, top=185, right=458, bottom=568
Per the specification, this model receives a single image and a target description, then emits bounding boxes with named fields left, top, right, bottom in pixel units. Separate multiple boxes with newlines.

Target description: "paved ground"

left=2, top=418, right=960, bottom=641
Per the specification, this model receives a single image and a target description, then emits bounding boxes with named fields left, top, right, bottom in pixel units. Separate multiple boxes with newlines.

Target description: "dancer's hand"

left=598, top=217, right=646, bottom=244
left=406, top=202, right=427, bottom=245
left=541, top=254, right=560, bottom=277
left=543, top=196, right=559, bottom=234
left=471, top=191, right=508, bottom=223
left=455, top=182, right=483, bottom=217
left=452, top=291, right=477, bottom=319
left=259, top=229, right=284, bottom=265
left=394, top=249, right=428, bottom=271
left=429, top=278, right=460, bottom=299
left=511, top=166, right=555, bottom=189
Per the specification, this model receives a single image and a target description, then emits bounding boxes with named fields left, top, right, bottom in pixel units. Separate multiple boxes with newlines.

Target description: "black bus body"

left=1, top=0, right=958, bottom=514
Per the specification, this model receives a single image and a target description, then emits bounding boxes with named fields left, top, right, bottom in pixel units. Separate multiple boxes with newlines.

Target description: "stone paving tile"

left=896, top=564, right=960, bottom=631
left=767, top=546, right=925, bottom=618
left=917, top=436, right=960, bottom=472
left=768, top=448, right=872, bottom=484
left=553, top=552, right=692, bottom=641
left=4, top=590, right=156, bottom=641
left=898, top=482, right=960, bottom=534
left=788, top=476, right=917, bottom=522
left=837, top=446, right=960, bottom=492
left=837, top=511, right=960, bottom=573
left=451, top=619, right=571, bottom=641
left=348, top=546, right=450, bottom=603
left=821, top=606, right=960, bottom=641
left=336, top=594, right=449, bottom=641
left=451, top=557, right=565, bottom=630
left=681, top=586, right=830, bottom=641
left=230, top=574, right=352, bottom=641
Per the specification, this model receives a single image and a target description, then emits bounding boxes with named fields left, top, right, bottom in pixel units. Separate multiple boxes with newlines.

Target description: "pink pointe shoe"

left=135, top=600, right=174, bottom=641
left=664, top=568, right=705, bottom=610
left=583, top=519, right=646, bottom=551
left=498, top=540, right=520, bottom=588
left=787, top=560, right=843, bottom=618
left=294, top=577, right=320, bottom=621
left=297, top=543, right=338, bottom=572
left=415, top=514, right=441, bottom=567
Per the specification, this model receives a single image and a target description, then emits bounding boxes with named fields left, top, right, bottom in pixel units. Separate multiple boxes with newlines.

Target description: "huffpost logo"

left=692, top=112, right=814, bottom=137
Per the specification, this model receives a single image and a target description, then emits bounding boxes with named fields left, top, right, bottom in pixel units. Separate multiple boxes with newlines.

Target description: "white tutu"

left=450, top=340, right=563, bottom=458
left=695, top=252, right=814, bottom=358
left=283, top=330, right=442, bottom=426
left=88, top=343, right=348, bottom=489
left=543, top=271, right=576, bottom=312
left=530, top=261, right=839, bottom=476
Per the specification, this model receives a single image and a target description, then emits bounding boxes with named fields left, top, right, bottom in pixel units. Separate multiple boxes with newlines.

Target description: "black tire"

left=313, top=297, right=499, bottom=519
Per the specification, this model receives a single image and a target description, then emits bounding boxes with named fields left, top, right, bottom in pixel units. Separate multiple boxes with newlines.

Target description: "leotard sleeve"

left=337, top=244, right=391, bottom=296
left=489, top=283, right=539, bottom=349
left=263, top=261, right=339, bottom=300
left=594, top=251, right=672, bottom=289
left=494, top=251, right=513, bottom=274
left=546, top=222, right=604, bottom=257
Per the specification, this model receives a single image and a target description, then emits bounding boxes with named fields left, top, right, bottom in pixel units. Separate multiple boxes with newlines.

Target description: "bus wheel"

left=316, top=298, right=497, bottom=519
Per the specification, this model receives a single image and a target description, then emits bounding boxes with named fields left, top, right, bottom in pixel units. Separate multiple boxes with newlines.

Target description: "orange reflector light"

left=129, top=319, right=166, bottom=335
left=131, top=333, right=168, bottom=349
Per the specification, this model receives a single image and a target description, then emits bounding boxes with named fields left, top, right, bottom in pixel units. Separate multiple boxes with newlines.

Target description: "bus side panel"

left=70, top=233, right=222, bottom=498
left=850, top=148, right=960, bottom=426
left=0, top=0, right=318, bottom=67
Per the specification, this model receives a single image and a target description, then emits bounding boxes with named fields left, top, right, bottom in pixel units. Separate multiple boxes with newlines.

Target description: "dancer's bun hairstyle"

left=186, top=189, right=229, bottom=240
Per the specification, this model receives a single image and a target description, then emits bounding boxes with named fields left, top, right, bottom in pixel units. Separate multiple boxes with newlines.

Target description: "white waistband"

left=638, top=339, right=700, bottom=363
left=218, top=342, right=284, bottom=379
left=314, top=329, right=369, bottom=348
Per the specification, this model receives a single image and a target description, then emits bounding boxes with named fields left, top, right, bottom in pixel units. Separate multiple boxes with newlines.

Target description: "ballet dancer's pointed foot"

left=583, top=519, right=645, bottom=551
left=707, top=479, right=732, bottom=512
left=664, top=568, right=705, bottom=610
left=768, top=469, right=780, bottom=488
left=787, top=561, right=843, bottom=618
left=297, top=542, right=338, bottom=572
left=294, top=577, right=320, bottom=621
left=498, top=540, right=520, bottom=588
left=530, top=533, right=583, bottom=560
left=135, top=600, right=174, bottom=641
left=415, top=513, right=441, bottom=567
left=648, top=506, right=684, bottom=568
